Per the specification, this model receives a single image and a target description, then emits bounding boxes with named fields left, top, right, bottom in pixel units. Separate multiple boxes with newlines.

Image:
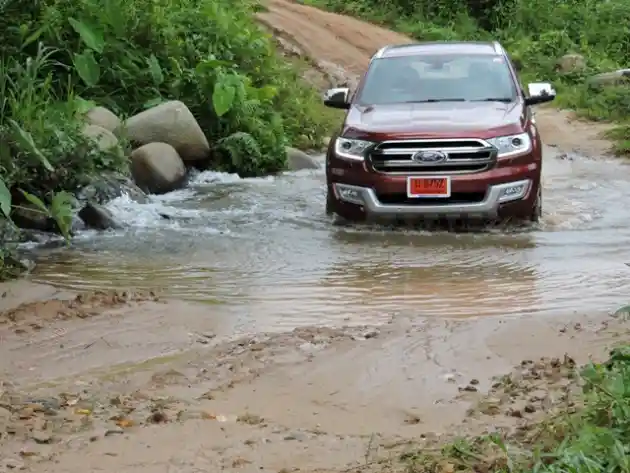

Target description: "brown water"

left=26, top=146, right=630, bottom=332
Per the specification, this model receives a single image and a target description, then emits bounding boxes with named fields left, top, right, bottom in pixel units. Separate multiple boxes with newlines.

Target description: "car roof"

left=376, top=41, right=503, bottom=59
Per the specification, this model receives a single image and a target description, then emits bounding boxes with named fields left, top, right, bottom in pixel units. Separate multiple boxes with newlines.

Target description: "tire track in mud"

left=256, top=0, right=412, bottom=80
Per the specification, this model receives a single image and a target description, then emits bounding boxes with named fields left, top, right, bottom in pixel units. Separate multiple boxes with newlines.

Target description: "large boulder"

left=556, top=54, right=586, bottom=74
left=82, top=124, right=120, bottom=153
left=286, top=147, right=320, bottom=171
left=78, top=202, right=123, bottom=230
left=85, top=106, right=121, bottom=134
left=125, top=101, right=210, bottom=162
left=77, top=172, right=148, bottom=205
left=130, top=142, right=186, bottom=194
left=588, top=69, right=630, bottom=87
left=10, top=206, right=58, bottom=233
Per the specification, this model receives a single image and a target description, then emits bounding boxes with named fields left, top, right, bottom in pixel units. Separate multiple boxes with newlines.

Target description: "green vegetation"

left=304, top=0, right=630, bottom=153
left=0, top=0, right=337, bottom=278
left=397, top=345, right=630, bottom=473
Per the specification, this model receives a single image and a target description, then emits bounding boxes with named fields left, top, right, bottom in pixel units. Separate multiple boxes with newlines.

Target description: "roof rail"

left=492, top=41, right=504, bottom=55
left=373, top=46, right=389, bottom=59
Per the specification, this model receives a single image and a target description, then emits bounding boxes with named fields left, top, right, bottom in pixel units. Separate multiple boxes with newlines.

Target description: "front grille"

left=376, top=191, right=487, bottom=206
left=369, top=139, right=496, bottom=175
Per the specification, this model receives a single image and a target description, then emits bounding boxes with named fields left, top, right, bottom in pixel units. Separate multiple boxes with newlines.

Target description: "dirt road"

left=0, top=2, right=626, bottom=472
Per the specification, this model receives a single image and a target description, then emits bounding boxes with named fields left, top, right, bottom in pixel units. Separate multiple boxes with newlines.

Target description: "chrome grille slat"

left=369, top=138, right=497, bottom=175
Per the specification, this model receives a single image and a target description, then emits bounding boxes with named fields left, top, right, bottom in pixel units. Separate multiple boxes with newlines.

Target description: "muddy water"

left=27, top=147, right=630, bottom=331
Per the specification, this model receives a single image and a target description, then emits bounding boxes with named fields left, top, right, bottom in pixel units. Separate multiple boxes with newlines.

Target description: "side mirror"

left=323, top=87, right=350, bottom=110
left=525, top=82, right=556, bottom=106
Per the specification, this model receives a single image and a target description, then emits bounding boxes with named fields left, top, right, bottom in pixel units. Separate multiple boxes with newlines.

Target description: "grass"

left=302, top=0, right=630, bottom=155
left=385, top=345, right=630, bottom=473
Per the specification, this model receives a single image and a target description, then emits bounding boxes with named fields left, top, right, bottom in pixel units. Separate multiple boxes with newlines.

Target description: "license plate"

left=407, top=176, right=451, bottom=198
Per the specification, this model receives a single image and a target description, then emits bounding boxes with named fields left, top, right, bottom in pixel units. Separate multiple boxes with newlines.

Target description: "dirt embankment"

left=0, top=1, right=627, bottom=472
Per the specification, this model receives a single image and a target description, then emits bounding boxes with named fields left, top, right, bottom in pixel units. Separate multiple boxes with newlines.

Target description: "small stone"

left=18, top=408, right=34, bottom=420
left=237, top=413, right=264, bottom=425
left=177, top=409, right=210, bottom=421
left=3, top=458, right=24, bottom=470
left=104, top=426, right=124, bottom=436
left=284, top=432, right=308, bottom=441
left=470, top=379, right=479, bottom=385
left=529, top=389, right=547, bottom=401
left=459, top=385, right=478, bottom=392
left=507, top=408, right=523, bottom=418
left=524, top=404, right=536, bottom=413
left=231, top=458, right=252, bottom=468
left=31, top=430, right=53, bottom=444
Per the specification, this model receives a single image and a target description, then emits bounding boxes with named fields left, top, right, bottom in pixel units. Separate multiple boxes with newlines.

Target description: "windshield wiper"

left=472, top=98, right=514, bottom=103
left=405, top=98, right=467, bottom=103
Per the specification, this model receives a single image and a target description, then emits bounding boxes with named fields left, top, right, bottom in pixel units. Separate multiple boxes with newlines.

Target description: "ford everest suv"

left=323, top=41, right=556, bottom=224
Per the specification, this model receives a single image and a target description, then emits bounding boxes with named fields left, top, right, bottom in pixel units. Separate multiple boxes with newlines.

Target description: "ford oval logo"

left=412, top=150, right=448, bottom=163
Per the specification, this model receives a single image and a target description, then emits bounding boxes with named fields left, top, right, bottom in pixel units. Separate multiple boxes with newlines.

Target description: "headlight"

left=487, top=132, right=532, bottom=158
left=334, top=137, right=373, bottom=161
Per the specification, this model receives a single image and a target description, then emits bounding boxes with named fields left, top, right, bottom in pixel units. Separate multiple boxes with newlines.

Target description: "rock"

left=104, top=426, right=124, bottom=436
left=82, top=124, right=120, bottom=153
left=76, top=173, right=148, bottom=205
left=85, top=106, right=121, bottom=134
left=125, top=101, right=210, bottom=162
left=556, top=54, right=586, bottom=73
left=130, top=143, right=186, bottom=195
left=78, top=202, right=123, bottom=230
left=31, top=430, right=53, bottom=444
left=176, top=409, right=214, bottom=422
left=0, top=220, right=22, bottom=244
left=588, top=69, right=630, bottom=87
left=2, top=458, right=25, bottom=470
left=286, top=147, right=320, bottom=171
left=10, top=206, right=58, bottom=233
left=284, top=431, right=308, bottom=441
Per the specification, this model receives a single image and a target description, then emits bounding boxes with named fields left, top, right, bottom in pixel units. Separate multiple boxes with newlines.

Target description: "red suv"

left=324, top=41, right=556, bottom=224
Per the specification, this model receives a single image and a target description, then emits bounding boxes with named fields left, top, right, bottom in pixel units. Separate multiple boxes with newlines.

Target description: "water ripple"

left=27, top=149, right=630, bottom=330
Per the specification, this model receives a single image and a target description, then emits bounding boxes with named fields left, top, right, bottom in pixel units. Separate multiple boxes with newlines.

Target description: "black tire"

left=530, top=186, right=542, bottom=222
left=325, top=189, right=334, bottom=215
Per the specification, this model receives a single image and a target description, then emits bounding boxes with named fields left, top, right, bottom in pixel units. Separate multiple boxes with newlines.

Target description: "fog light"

left=334, top=184, right=364, bottom=205
left=496, top=180, right=530, bottom=203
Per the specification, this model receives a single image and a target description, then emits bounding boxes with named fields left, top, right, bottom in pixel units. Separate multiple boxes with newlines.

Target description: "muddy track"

left=257, top=0, right=411, bottom=79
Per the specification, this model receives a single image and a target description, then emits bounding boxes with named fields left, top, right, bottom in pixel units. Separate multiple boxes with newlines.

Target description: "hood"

left=343, top=101, right=526, bottom=138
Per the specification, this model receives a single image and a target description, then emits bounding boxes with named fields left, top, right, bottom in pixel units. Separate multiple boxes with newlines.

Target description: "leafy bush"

left=1, top=0, right=331, bottom=182
left=305, top=0, right=630, bottom=149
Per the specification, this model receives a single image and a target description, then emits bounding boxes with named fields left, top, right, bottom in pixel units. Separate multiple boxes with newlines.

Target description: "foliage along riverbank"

left=397, top=344, right=630, bottom=473
left=304, top=0, right=630, bottom=155
left=0, top=0, right=337, bottom=278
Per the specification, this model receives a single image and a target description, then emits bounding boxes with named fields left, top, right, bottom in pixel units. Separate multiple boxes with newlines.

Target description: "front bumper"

left=332, top=180, right=531, bottom=220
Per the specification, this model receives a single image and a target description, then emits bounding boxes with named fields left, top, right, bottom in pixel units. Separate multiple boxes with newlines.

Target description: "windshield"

left=357, top=53, right=518, bottom=105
